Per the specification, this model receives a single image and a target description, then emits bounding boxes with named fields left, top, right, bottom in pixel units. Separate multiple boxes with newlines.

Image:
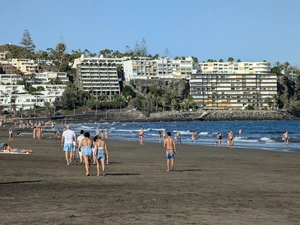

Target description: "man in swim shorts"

left=61, top=125, right=76, bottom=165
left=164, top=131, right=177, bottom=172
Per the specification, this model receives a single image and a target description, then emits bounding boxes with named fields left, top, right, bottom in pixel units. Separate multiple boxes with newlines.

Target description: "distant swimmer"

left=283, top=131, right=290, bottom=145
left=239, top=129, right=242, bottom=134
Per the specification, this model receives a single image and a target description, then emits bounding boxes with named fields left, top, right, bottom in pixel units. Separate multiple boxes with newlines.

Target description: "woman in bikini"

left=94, top=135, right=109, bottom=176
left=2, top=143, right=32, bottom=153
left=78, top=132, right=93, bottom=176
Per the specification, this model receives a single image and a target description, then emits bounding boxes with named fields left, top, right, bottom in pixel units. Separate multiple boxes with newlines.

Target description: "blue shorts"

left=97, top=150, right=106, bottom=160
left=63, top=143, right=74, bottom=152
left=166, top=154, right=174, bottom=159
left=82, top=146, right=93, bottom=157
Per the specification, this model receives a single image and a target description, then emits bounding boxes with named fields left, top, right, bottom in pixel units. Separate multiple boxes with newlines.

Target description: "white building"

left=11, top=58, right=38, bottom=73
left=199, top=61, right=271, bottom=74
left=33, top=72, right=69, bottom=84
left=0, top=84, right=66, bottom=112
left=0, top=74, right=23, bottom=84
left=123, top=57, right=200, bottom=81
left=73, top=55, right=122, bottom=98
left=190, top=73, right=277, bottom=109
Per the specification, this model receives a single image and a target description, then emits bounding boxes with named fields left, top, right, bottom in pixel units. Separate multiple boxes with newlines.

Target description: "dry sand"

left=0, top=130, right=300, bottom=225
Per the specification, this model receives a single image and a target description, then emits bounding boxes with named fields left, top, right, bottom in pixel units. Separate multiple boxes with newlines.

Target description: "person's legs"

left=83, top=155, right=90, bottom=175
left=171, top=158, right=174, bottom=170
left=21, top=149, right=32, bottom=153
left=166, top=159, right=170, bottom=171
left=96, top=158, right=101, bottom=176
left=79, top=151, right=83, bottom=163
left=65, top=151, right=70, bottom=165
left=101, top=159, right=106, bottom=176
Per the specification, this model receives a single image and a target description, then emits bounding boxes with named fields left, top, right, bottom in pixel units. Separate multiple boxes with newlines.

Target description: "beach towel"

left=0, top=150, right=31, bottom=154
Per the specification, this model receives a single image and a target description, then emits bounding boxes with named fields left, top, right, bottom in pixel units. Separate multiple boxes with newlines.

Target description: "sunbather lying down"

left=2, top=143, right=33, bottom=154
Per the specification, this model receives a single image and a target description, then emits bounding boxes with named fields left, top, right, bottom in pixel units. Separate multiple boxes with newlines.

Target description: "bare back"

left=80, top=138, right=92, bottom=148
left=164, top=137, right=176, bottom=150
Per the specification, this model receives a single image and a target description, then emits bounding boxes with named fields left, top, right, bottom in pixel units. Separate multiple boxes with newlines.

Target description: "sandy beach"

left=0, top=129, right=300, bottom=225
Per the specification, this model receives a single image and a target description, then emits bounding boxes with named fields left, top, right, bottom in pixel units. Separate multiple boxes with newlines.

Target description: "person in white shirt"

left=61, top=125, right=76, bottom=165
left=77, top=130, right=85, bottom=163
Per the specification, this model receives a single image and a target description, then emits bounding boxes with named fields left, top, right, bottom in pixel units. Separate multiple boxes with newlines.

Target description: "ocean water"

left=51, top=120, right=300, bottom=153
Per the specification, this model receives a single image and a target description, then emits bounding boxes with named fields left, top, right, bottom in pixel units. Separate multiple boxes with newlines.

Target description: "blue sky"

left=1, top=0, right=299, bottom=66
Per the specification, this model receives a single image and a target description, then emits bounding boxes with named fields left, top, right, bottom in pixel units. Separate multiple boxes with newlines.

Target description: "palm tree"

left=272, top=94, right=278, bottom=110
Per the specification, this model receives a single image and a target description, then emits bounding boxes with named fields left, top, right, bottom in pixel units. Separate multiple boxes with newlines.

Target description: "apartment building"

left=33, top=72, right=69, bottom=84
left=0, top=84, right=66, bottom=112
left=189, top=73, right=277, bottom=109
left=199, top=61, right=271, bottom=74
left=0, top=52, right=6, bottom=60
left=73, top=55, right=122, bottom=98
left=0, top=64, right=14, bottom=74
left=123, top=57, right=200, bottom=81
left=12, top=58, right=38, bottom=73
left=0, top=74, right=23, bottom=84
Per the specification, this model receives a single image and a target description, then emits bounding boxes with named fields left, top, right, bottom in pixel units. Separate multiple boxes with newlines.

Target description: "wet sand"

left=0, top=131, right=300, bottom=225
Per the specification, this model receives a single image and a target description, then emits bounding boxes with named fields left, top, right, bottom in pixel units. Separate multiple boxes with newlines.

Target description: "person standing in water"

left=139, top=128, right=144, bottom=145
left=217, top=132, right=222, bottom=146
left=283, top=131, right=290, bottom=145
left=227, top=131, right=234, bottom=148
left=164, top=132, right=177, bottom=172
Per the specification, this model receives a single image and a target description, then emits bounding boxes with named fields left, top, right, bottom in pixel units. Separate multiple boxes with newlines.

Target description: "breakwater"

left=3, top=109, right=298, bottom=124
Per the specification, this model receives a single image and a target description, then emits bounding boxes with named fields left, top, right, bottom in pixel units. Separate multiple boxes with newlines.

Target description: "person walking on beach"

left=77, top=130, right=85, bottom=163
left=94, top=135, right=109, bottom=176
left=158, top=131, right=162, bottom=143
left=227, top=131, right=234, bottom=148
left=139, top=128, right=144, bottom=145
left=164, top=132, right=177, bottom=172
left=176, top=131, right=182, bottom=145
left=283, top=131, right=289, bottom=145
left=78, top=132, right=93, bottom=176
left=8, top=126, right=13, bottom=141
left=61, top=125, right=76, bottom=165
left=33, top=126, right=36, bottom=139
left=162, top=130, right=167, bottom=139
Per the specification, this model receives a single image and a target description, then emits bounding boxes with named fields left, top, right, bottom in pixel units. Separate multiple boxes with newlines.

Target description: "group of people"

left=216, top=130, right=237, bottom=147
left=61, top=126, right=109, bottom=176
left=33, top=126, right=43, bottom=139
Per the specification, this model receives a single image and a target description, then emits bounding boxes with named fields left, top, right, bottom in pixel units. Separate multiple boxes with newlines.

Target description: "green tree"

left=20, top=29, right=35, bottom=57
left=228, top=57, right=234, bottom=62
left=36, top=86, right=45, bottom=92
left=237, top=59, right=241, bottom=62
left=219, top=59, right=224, bottom=62
left=99, top=49, right=113, bottom=57
left=122, top=85, right=136, bottom=101
left=191, top=56, right=198, bottom=62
